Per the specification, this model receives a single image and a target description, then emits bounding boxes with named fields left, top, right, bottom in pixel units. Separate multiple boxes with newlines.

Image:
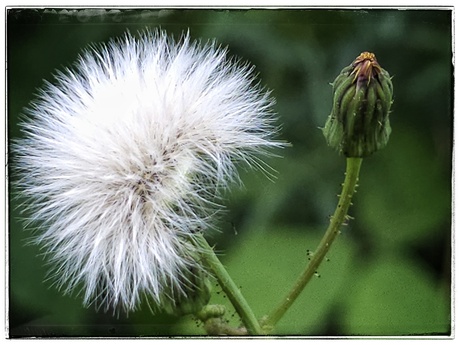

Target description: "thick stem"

left=194, top=233, right=262, bottom=335
left=263, top=157, right=363, bottom=330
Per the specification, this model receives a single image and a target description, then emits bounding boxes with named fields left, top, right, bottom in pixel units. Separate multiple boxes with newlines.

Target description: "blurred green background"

left=7, top=8, right=452, bottom=337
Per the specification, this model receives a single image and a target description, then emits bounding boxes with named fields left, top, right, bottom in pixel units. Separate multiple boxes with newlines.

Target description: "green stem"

left=263, top=157, right=363, bottom=330
left=194, top=233, right=262, bottom=335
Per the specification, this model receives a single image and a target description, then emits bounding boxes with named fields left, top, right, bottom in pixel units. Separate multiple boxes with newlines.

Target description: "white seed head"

left=13, top=29, right=282, bottom=314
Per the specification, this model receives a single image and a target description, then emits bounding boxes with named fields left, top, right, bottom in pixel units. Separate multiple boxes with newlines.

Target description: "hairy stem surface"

left=195, top=233, right=262, bottom=335
left=263, top=157, right=363, bottom=331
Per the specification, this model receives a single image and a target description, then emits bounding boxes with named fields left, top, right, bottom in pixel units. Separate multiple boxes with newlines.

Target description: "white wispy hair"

left=13, top=29, right=282, bottom=313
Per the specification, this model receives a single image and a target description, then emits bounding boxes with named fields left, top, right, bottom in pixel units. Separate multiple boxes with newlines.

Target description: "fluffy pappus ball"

left=12, top=29, right=282, bottom=314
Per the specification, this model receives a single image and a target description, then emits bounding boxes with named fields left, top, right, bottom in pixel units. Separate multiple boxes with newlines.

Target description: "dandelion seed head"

left=13, top=29, right=282, bottom=314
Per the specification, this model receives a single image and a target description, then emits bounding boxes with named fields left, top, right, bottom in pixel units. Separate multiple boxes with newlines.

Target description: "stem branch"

left=195, top=233, right=262, bottom=335
left=263, top=157, right=363, bottom=330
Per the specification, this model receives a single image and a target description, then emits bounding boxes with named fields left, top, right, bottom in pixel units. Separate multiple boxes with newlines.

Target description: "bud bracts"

left=323, top=52, right=393, bottom=157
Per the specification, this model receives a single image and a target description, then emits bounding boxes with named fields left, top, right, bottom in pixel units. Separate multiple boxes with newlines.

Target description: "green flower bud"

left=323, top=52, right=393, bottom=157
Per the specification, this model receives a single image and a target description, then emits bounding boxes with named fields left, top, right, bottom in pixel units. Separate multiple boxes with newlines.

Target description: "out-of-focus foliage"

left=8, top=8, right=452, bottom=337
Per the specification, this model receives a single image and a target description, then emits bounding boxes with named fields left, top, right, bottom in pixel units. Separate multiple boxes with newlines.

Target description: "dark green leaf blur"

left=7, top=8, right=452, bottom=337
